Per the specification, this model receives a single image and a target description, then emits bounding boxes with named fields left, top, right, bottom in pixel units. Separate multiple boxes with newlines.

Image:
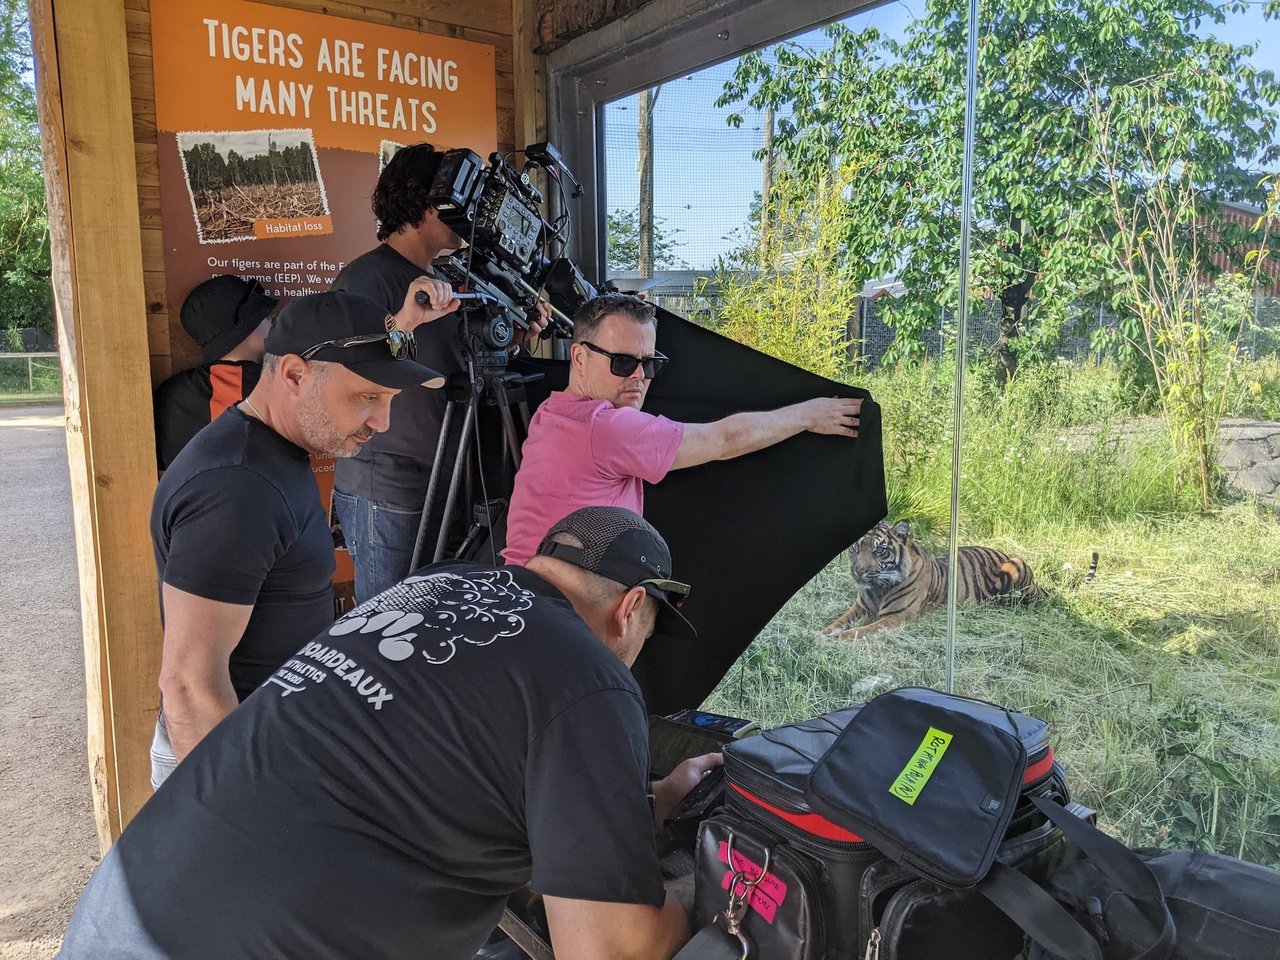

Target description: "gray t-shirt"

left=331, top=244, right=464, bottom=508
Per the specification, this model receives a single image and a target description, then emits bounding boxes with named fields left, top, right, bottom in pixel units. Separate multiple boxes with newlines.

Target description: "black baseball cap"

left=266, top=290, right=446, bottom=389
left=181, top=275, right=278, bottom=363
left=536, top=507, right=696, bottom=640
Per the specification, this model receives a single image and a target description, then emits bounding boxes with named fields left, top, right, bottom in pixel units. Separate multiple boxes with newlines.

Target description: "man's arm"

left=670, top=396, right=862, bottom=471
left=544, top=893, right=691, bottom=960
left=156, top=583, right=253, bottom=761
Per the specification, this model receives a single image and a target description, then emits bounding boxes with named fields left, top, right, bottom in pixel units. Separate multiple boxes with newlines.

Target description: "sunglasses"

left=635, top=577, right=691, bottom=609
left=299, top=330, right=416, bottom=362
left=579, top=340, right=669, bottom=380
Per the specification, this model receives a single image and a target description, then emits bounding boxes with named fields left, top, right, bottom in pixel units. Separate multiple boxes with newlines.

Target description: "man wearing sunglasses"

left=63, top=507, right=719, bottom=960
left=148, top=289, right=448, bottom=788
left=502, top=293, right=863, bottom=566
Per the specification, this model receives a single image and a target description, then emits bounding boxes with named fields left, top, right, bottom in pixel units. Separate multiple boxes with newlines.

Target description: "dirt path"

left=0, top=405, right=98, bottom=959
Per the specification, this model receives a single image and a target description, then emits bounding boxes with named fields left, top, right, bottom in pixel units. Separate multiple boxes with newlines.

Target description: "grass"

left=705, top=358, right=1280, bottom=868
left=0, top=356, right=61, bottom=403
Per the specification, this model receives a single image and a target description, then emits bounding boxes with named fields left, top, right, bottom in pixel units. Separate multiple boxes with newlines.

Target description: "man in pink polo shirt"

left=502, top=294, right=862, bottom=566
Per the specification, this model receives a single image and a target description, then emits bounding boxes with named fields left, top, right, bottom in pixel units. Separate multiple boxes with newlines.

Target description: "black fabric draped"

left=511, top=306, right=887, bottom=713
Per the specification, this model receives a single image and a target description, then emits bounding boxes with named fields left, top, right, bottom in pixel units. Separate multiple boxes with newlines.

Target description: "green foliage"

left=182, top=138, right=318, bottom=193
left=604, top=205, right=687, bottom=273
left=717, top=0, right=1280, bottom=379
left=869, top=359, right=1200, bottom=543
left=0, top=0, right=51, bottom=337
left=1093, top=64, right=1280, bottom=508
left=699, top=169, right=864, bottom=382
left=705, top=358, right=1280, bottom=865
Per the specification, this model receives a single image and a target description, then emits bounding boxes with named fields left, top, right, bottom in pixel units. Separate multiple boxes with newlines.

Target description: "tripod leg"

left=493, top=379, right=523, bottom=469
left=434, top=391, right=478, bottom=563
left=412, top=399, right=457, bottom=571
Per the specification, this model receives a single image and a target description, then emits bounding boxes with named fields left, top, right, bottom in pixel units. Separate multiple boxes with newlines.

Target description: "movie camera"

left=408, top=143, right=597, bottom=569
left=416, top=142, right=597, bottom=356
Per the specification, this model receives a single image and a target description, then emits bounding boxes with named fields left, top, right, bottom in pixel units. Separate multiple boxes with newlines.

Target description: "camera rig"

left=409, top=143, right=597, bottom=569
left=421, top=142, right=597, bottom=353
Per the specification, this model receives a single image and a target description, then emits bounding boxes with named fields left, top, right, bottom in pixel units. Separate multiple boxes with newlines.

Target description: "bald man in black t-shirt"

left=62, top=508, right=719, bottom=960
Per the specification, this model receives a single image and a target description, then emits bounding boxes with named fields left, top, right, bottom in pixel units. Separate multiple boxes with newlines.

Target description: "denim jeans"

left=332, top=488, right=425, bottom=603
left=150, top=711, right=178, bottom=791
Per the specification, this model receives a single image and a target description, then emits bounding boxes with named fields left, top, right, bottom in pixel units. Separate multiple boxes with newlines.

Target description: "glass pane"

left=959, top=0, right=1280, bottom=864
left=598, top=5, right=966, bottom=726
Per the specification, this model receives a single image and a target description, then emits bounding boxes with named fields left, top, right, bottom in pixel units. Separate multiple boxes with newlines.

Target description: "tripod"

left=409, top=348, right=542, bottom=570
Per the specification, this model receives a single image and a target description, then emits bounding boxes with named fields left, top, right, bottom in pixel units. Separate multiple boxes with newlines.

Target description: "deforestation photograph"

left=177, top=129, right=329, bottom=242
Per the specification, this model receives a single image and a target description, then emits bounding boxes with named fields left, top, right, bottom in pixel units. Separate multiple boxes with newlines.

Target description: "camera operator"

left=331, top=143, right=549, bottom=602
left=502, top=294, right=863, bottom=566
left=61, top=507, right=717, bottom=960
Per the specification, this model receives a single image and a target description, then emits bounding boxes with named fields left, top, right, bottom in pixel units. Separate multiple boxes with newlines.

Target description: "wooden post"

left=29, top=0, right=162, bottom=850
left=512, top=0, right=545, bottom=150
left=637, top=86, right=660, bottom=278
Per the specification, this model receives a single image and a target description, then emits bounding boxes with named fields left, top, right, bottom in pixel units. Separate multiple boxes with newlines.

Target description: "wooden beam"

left=512, top=0, right=546, bottom=149
left=28, top=0, right=163, bottom=849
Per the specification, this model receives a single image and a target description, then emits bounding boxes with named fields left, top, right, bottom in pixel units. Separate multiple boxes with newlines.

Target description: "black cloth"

left=510, top=307, right=888, bottom=714
left=331, top=244, right=465, bottom=508
left=59, top=563, right=663, bottom=960
left=150, top=406, right=336, bottom=700
left=152, top=359, right=261, bottom=470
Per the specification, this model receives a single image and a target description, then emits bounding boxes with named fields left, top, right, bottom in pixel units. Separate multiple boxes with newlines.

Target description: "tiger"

left=820, top=520, right=1044, bottom=640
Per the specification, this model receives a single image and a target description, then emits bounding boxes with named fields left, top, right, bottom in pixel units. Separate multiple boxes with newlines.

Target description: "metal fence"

left=626, top=270, right=1280, bottom=367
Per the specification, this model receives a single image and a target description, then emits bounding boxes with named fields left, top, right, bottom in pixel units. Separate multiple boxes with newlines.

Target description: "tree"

left=0, top=0, right=51, bottom=339
left=605, top=205, right=687, bottom=273
left=718, top=0, right=1280, bottom=381
left=1091, top=76, right=1278, bottom=508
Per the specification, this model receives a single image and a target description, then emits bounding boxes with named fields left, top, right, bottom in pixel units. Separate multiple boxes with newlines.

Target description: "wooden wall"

left=125, top=0, right=526, bottom=385
left=33, top=0, right=541, bottom=849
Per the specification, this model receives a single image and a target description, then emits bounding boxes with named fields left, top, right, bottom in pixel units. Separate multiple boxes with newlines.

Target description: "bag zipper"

left=867, top=878, right=930, bottom=958
left=725, top=786, right=876, bottom=855
left=858, top=861, right=917, bottom=945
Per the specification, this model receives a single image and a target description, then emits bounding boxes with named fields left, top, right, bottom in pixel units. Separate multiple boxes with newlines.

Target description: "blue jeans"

left=332, top=489, right=425, bottom=603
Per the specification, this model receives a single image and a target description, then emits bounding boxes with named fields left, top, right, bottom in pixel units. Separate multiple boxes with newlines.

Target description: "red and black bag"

left=689, top=697, right=1071, bottom=960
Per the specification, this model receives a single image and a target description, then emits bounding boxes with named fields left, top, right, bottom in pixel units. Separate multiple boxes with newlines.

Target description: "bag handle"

left=978, top=798, right=1174, bottom=960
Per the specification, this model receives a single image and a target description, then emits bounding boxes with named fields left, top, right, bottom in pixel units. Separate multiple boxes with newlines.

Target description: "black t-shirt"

left=331, top=244, right=465, bottom=507
left=150, top=406, right=336, bottom=699
left=153, top=360, right=261, bottom=471
left=59, top=564, right=663, bottom=960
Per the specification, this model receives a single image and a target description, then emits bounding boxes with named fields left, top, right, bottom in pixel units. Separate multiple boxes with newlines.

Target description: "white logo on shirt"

left=330, top=569, right=534, bottom=666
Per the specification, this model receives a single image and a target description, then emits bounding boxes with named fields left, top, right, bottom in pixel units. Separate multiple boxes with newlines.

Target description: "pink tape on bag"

left=719, top=870, right=780, bottom=923
left=716, top=841, right=789, bottom=906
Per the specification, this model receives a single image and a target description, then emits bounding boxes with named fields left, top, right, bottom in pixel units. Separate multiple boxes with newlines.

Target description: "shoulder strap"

left=977, top=798, right=1174, bottom=960
left=981, top=861, right=1104, bottom=960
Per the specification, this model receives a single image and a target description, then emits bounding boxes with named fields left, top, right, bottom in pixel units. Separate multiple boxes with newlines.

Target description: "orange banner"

left=150, top=0, right=496, bottom=154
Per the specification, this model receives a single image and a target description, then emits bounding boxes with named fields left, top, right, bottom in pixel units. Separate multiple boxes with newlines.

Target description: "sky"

left=602, top=0, right=1280, bottom=273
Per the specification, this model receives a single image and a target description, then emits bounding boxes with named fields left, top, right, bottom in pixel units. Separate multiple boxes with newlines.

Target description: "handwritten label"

left=889, top=725, right=953, bottom=805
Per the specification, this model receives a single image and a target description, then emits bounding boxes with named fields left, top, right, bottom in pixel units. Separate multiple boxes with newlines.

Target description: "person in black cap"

left=63, top=506, right=719, bottom=960
left=153, top=274, right=279, bottom=471
left=148, top=285, right=449, bottom=789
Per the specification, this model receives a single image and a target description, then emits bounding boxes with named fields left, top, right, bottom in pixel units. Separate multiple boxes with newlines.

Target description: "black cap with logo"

left=266, top=290, right=446, bottom=390
left=536, top=506, right=696, bottom=640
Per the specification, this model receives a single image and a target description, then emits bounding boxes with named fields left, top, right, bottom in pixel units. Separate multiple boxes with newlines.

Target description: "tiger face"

left=850, top=520, right=915, bottom=585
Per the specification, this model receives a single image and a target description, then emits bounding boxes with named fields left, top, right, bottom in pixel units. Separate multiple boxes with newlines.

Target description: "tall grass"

left=706, top=358, right=1280, bottom=867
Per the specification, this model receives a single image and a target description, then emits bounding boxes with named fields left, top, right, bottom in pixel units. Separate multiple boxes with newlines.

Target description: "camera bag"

left=1130, top=848, right=1280, bottom=960
left=687, top=700, right=1070, bottom=959
left=803, top=689, right=1173, bottom=960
